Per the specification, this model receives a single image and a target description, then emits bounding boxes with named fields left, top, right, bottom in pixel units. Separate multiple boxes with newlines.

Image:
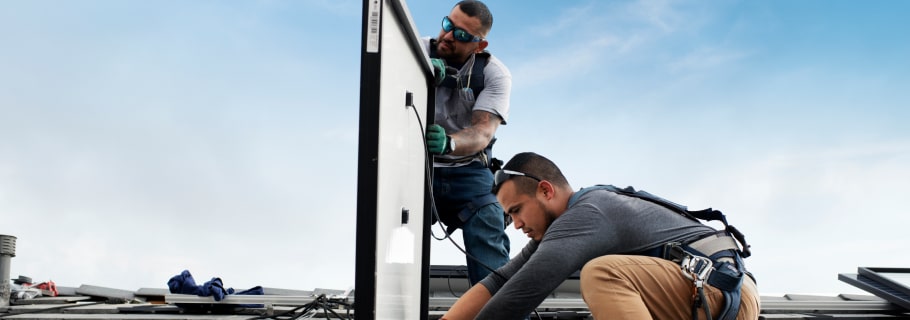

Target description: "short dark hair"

left=501, top=152, right=570, bottom=196
left=456, top=0, right=493, bottom=36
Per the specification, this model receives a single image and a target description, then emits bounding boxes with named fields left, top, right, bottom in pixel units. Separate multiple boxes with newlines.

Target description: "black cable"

left=411, top=102, right=545, bottom=320
left=321, top=300, right=348, bottom=319
left=444, top=266, right=469, bottom=298
left=408, top=103, right=507, bottom=281
left=407, top=104, right=457, bottom=242
left=321, top=296, right=352, bottom=320
left=245, top=294, right=352, bottom=320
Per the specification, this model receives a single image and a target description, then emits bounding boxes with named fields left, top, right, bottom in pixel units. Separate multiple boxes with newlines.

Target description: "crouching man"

left=442, top=152, right=759, bottom=320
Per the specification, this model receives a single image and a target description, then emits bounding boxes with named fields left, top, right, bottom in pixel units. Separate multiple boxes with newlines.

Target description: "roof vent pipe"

left=0, top=234, right=16, bottom=310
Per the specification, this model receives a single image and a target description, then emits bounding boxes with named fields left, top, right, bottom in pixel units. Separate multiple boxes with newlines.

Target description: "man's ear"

left=538, top=181, right=555, bottom=200
left=475, top=40, right=488, bottom=53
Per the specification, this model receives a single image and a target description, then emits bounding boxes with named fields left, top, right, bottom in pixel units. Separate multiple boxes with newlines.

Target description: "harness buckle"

left=680, top=254, right=714, bottom=287
left=663, top=241, right=686, bottom=261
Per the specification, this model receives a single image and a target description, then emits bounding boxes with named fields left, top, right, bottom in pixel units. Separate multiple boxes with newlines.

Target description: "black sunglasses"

left=442, top=16, right=483, bottom=43
left=492, top=169, right=542, bottom=194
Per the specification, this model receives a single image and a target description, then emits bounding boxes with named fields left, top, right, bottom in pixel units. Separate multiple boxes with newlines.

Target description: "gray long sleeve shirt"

left=476, top=187, right=718, bottom=319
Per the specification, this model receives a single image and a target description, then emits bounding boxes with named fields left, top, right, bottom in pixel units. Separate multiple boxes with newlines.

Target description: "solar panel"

left=355, top=0, right=435, bottom=319
left=839, top=267, right=910, bottom=311
left=859, top=267, right=910, bottom=297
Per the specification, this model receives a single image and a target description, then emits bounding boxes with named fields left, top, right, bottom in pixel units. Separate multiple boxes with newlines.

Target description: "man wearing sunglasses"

left=442, top=152, right=759, bottom=320
left=421, top=0, right=513, bottom=287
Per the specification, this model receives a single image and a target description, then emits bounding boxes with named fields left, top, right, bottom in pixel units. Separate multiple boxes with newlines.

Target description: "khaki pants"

left=580, top=255, right=760, bottom=320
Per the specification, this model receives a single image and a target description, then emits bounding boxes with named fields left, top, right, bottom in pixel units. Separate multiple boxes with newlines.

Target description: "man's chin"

left=436, top=44, right=455, bottom=57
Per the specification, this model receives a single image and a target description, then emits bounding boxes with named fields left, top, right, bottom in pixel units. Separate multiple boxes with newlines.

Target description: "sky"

left=1, top=0, right=908, bottom=298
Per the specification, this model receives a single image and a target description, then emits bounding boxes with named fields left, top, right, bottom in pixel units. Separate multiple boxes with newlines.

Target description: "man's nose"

left=441, top=29, right=455, bottom=41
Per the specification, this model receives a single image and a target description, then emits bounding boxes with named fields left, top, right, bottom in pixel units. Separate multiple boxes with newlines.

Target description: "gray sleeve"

left=475, top=205, right=610, bottom=319
left=473, top=56, right=511, bottom=124
left=478, top=240, right=537, bottom=294
left=473, top=190, right=715, bottom=319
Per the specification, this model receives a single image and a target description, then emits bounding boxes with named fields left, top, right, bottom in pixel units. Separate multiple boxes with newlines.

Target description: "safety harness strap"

left=715, top=255, right=747, bottom=320
left=576, top=185, right=751, bottom=258
left=429, top=40, right=499, bottom=172
left=444, top=192, right=499, bottom=235
left=571, top=185, right=750, bottom=320
left=687, top=231, right=740, bottom=261
left=428, top=39, right=489, bottom=99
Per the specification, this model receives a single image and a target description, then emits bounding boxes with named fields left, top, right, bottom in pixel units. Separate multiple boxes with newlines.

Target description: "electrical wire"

left=246, top=294, right=352, bottom=320
left=407, top=102, right=508, bottom=282
left=410, top=101, right=544, bottom=320
left=445, top=266, right=470, bottom=298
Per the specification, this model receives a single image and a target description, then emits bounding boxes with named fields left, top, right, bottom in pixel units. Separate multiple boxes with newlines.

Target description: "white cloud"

left=509, top=0, right=724, bottom=89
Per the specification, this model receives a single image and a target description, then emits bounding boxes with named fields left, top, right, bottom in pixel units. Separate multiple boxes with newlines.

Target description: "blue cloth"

left=167, top=270, right=232, bottom=301
left=167, top=270, right=264, bottom=309
left=433, top=162, right=510, bottom=284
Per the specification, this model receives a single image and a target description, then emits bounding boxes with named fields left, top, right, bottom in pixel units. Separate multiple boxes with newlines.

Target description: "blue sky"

left=2, top=0, right=908, bottom=297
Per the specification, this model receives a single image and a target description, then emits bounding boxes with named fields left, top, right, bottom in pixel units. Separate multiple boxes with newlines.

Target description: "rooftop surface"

left=3, top=265, right=909, bottom=319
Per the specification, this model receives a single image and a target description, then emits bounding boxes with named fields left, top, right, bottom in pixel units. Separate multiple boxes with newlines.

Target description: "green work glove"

left=430, top=58, right=447, bottom=86
left=426, top=124, right=450, bottom=155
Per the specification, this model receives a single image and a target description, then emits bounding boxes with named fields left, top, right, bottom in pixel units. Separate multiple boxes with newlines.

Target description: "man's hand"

left=431, top=58, right=447, bottom=86
left=426, top=124, right=450, bottom=155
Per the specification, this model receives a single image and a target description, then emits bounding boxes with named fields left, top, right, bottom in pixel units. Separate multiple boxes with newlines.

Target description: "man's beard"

left=435, top=40, right=458, bottom=60
left=539, top=199, right=558, bottom=229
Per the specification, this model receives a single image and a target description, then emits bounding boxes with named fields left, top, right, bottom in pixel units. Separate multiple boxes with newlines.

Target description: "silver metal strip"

left=165, top=294, right=317, bottom=306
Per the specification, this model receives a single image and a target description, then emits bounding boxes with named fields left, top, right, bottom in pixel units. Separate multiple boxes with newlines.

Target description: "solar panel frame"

left=355, top=0, right=435, bottom=319
left=859, top=267, right=910, bottom=298
left=839, top=270, right=910, bottom=311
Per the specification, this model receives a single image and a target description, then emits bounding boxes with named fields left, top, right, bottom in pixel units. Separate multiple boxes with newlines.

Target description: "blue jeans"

left=433, top=162, right=511, bottom=284
left=463, top=202, right=511, bottom=284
